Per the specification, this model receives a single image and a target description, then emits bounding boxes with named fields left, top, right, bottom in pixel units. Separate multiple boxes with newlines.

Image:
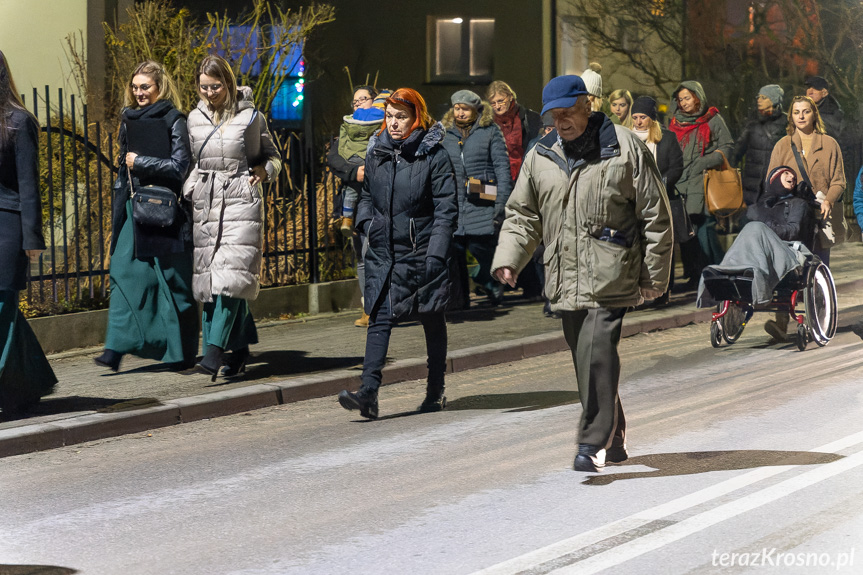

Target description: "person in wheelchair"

left=697, top=165, right=817, bottom=341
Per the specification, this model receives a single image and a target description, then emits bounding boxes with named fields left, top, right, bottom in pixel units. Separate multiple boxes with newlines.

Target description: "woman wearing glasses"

left=184, top=55, right=281, bottom=381
left=0, top=50, right=56, bottom=417
left=94, top=60, right=197, bottom=373
left=338, top=88, right=458, bottom=419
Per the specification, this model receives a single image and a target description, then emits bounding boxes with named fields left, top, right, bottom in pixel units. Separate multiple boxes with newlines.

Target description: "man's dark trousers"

left=561, top=307, right=627, bottom=449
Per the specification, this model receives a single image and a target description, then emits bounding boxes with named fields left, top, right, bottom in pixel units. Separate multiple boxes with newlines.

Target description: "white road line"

left=473, top=429, right=863, bottom=575
left=553, top=447, right=863, bottom=574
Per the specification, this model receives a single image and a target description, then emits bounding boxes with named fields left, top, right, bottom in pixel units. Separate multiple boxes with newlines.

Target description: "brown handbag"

left=703, top=150, right=744, bottom=216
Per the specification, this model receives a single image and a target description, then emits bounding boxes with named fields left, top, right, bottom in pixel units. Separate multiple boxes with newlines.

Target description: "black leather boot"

left=94, top=349, right=123, bottom=372
left=418, top=383, right=446, bottom=413
left=338, top=388, right=379, bottom=419
left=221, top=346, right=250, bottom=377
left=195, top=345, right=225, bottom=382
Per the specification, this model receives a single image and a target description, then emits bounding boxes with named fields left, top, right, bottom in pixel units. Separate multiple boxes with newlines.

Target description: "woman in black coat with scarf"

left=630, top=96, right=683, bottom=303
left=0, top=50, right=56, bottom=417
left=93, top=60, right=196, bottom=372
left=338, top=88, right=458, bottom=419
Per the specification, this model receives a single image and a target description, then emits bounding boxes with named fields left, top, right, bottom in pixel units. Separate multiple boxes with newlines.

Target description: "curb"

left=0, top=306, right=715, bottom=459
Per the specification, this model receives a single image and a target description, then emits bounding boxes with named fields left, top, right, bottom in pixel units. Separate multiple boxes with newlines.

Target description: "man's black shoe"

left=338, top=389, right=379, bottom=419
left=606, top=444, right=629, bottom=464
left=671, top=280, right=698, bottom=294
left=573, top=444, right=605, bottom=472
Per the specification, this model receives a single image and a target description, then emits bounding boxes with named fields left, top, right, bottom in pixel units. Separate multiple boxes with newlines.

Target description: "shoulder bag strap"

left=197, top=120, right=225, bottom=167
left=790, top=141, right=813, bottom=189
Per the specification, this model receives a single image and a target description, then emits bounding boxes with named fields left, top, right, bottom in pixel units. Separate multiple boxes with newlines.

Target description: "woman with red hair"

left=338, top=88, right=458, bottom=419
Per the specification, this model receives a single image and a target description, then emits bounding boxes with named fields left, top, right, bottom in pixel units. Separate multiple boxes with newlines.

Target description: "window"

left=428, top=17, right=494, bottom=82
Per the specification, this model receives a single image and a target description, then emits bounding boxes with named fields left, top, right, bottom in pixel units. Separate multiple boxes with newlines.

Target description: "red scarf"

left=669, top=106, right=719, bottom=155
left=494, top=103, right=524, bottom=180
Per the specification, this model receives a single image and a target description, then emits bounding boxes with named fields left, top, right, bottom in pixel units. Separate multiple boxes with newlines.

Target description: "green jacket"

left=670, top=81, right=735, bottom=214
left=492, top=115, right=673, bottom=311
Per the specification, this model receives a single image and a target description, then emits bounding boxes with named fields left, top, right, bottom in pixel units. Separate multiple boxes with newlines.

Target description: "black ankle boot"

left=338, top=388, right=379, bottom=419
left=221, top=346, right=249, bottom=377
left=196, top=345, right=225, bottom=382
left=94, top=349, right=123, bottom=372
left=418, top=384, right=446, bottom=413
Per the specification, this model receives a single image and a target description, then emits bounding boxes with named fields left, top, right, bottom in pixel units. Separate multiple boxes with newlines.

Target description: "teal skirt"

left=105, top=203, right=198, bottom=363
left=202, top=295, right=258, bottom=353
left=0, top=290, right=56, bottom=414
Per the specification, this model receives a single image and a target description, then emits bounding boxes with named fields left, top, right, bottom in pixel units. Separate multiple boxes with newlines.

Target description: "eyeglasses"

left=352, top=96, right=371, bottom=107
left=200, top=83, right=224, bottom=94
left=131, top=84, right=154, bottom=93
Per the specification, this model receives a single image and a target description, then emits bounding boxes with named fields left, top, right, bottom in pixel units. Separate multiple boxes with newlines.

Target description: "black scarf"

left=121, top=99, right=177, bottom=121
left=559, top=113, right=603, bottom=163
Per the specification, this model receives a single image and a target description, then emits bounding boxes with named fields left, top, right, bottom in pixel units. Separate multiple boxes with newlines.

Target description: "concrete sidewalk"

left=3, top=241, right=862, bottom=457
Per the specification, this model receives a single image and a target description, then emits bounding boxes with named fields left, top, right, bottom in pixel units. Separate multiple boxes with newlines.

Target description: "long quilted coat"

left=356, top=123, right=458, bottom=319
left=440, top=104, right=512, bottom=236
left=183, top=87, right=281, bottom=302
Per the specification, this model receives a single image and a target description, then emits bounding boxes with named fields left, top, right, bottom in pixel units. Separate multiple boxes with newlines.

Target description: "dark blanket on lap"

left=697, top=221, right=809, bottom=308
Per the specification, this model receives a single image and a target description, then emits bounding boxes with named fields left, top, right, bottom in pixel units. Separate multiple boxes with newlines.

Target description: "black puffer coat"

left=732, top=107, right=786, bottom=205
left=746, top=178, right=817, bottom=251
left=357, top=123, right=458, bottom=319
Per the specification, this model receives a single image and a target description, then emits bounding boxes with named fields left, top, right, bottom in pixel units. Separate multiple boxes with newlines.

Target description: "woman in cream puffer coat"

left=184, top=55, right=281, bottom=381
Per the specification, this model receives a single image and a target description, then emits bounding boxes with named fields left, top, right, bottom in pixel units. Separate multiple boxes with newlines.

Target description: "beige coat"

left=183, top=88, right=281, bottom=302
left=768, top=131, right=846, bottom=247
left=491, top=118, right=673, bottom=311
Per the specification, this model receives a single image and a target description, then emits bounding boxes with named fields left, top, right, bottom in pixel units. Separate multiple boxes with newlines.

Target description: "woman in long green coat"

left=94, top=61, right=197, bottom=372
left=0, top=50, right=56, bottom=417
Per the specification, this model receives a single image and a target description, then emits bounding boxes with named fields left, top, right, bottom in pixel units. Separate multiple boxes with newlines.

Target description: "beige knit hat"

left=581, top=62, right=603, bottom=98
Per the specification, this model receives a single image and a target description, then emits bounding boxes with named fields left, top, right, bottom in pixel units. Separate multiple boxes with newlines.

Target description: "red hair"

left=380, top=87, right=433, bottom=138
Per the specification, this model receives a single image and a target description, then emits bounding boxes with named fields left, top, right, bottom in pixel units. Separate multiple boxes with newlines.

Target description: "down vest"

left=440, top=105, right=512, bottom=236
left=492, top=114, right=673, bottom=311
left=356, top=123, right=458, bottom=319
left=183, top=88, right=282, bottom=302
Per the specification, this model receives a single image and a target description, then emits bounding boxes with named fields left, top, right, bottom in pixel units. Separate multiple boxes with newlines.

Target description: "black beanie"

left=631, top=96, right=657, bottom=120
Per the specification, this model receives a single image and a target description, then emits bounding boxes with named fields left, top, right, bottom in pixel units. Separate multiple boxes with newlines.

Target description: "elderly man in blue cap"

left=491, top=75, right=673, bottom=472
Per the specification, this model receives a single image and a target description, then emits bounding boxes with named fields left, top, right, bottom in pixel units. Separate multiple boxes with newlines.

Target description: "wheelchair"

left=702, top=252, right=837, bottom=351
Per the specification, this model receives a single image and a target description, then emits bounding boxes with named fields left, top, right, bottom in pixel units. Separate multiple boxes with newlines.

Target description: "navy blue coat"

left=356, top=123, right=458, bottom=318
left=0, top=109, right=46, bottom=291
left=440, top=106, right=512, bottom=236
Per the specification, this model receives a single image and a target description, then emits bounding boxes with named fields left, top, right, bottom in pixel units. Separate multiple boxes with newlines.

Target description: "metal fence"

left=20, top=86, right=350, bottom=317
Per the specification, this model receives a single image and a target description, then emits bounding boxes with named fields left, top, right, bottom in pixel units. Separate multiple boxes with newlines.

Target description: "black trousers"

left=361, top=286, right=447, bottom=392
left=454, top=234, right=497, bottom=303
left=561, top=307, right=626, bottom=449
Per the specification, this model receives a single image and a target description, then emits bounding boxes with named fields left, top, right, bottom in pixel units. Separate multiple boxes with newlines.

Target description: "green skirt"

left=105, top=205, right=198, bottom=363
left=202, top=295, right=258, bottom=353
left=0, top=290, right=56, bottom=413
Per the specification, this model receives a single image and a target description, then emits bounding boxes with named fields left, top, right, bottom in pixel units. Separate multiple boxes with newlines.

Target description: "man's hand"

left=493, top=266, right=518, bottom=288
left=25, top=249, right=43, bottom=262
left=640, top=287, right=665, bottom=300
left=357, top=165, right=365, bottom=182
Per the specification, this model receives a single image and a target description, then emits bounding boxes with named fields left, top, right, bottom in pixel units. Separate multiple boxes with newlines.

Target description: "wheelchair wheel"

left=720, top=302, right=747, bottom=344
left=796, top=323, right=808, bottom=351
left=804, top=263, right=838, bottom=347
left=711, top=321, right=723, bottom=348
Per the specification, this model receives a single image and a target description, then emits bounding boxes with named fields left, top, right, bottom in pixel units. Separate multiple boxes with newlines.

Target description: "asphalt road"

left=3, top=297, right=863, bottom=575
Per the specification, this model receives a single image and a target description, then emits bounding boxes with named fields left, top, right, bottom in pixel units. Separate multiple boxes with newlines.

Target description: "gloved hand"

left=425, top=255, right=447, bottom=283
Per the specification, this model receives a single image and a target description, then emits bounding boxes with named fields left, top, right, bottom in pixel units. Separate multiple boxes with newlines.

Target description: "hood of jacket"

left=368, top=121, right=446, bottom=159
left=672, top=80, right=709, bottom=119
left=441, top=103, right=495, bottom=131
